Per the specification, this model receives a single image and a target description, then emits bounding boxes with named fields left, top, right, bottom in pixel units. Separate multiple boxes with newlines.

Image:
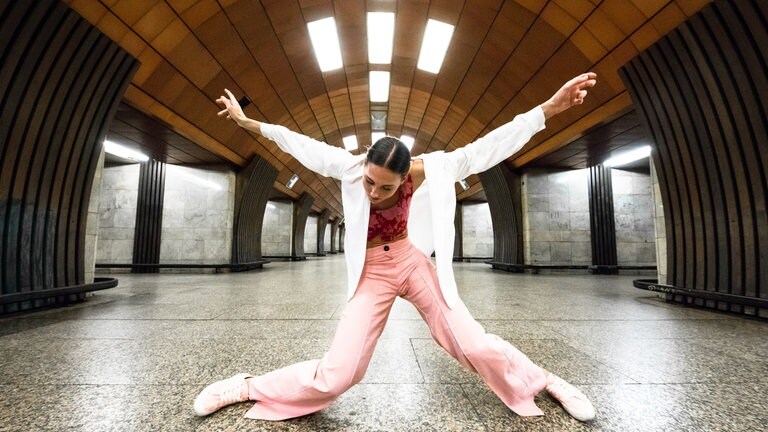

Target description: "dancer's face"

left=363, top=163, right=405, bottom=205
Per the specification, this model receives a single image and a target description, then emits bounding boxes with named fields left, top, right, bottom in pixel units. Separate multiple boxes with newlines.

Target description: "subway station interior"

left=1, top=0, right=767, bottom=430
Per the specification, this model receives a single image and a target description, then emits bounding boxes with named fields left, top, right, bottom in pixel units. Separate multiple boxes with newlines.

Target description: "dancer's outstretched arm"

left=438, top=72, right=597, bottom=181
left=216, top=89, right=357, bottom=180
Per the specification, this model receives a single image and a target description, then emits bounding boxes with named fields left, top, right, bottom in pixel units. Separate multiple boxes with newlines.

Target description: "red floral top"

left=367, top=175, right=414, bottom=242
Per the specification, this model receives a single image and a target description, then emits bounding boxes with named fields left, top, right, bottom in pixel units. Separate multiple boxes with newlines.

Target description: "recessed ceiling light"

left=369, top=71, right=390, bottom=102
left=286, top=173, right=299, bottom=189
left=307, top=17, right=343, bottom=72
left=604, top=146, right=652, bottom=167
left=417, top=19, right=454, bottom=73
left=367, top=12, right=395, bottom=64
left=104, top=140, right=148, bottom=162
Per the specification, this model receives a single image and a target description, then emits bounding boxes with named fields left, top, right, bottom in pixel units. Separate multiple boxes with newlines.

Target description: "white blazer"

left=261, top=106, right=545, bottom=308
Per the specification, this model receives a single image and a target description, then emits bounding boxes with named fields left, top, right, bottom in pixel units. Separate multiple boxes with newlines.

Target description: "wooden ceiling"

left=65, top=0, right=713, bottom=219
left=107, top=102, right=232, bottom=165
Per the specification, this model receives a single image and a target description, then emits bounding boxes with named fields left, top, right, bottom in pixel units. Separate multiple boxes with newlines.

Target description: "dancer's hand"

left=217, top=89, right=248, bottom=126
left=541, top=72, right=597, bottom=119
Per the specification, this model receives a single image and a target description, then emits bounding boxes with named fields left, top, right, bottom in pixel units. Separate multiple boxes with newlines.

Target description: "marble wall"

left=96, top=163, right=140, bottom=265
left=84, top=148, right=105, bottom=283
left=262, top=200, right=293, bottom=256
left=462, top=202, right=494, bottom=257
left=160, top=165, right=235, bottom=266
left=304, top=215, right=318, bottom=254
left=612, top=169, right=656, bottom=266
left=650, top=161, right=666, bottom=283
left=323, top=223, right=331, bottom=252
left=522, top=168, right=591, bottom=265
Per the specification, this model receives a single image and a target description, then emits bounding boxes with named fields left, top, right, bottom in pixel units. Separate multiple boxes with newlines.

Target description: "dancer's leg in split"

left=242, top=266, right=398, bottom=421
left=401, top=254, right=548, bottom=417
left=401, top=251, right=595, bottom=420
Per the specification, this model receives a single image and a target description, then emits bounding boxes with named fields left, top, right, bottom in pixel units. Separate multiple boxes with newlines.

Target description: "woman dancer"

left=195, top=73, right=598, bottom=422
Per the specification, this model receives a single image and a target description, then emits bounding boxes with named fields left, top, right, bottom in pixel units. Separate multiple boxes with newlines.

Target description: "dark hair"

left=366, top=136, right=411, bottom=176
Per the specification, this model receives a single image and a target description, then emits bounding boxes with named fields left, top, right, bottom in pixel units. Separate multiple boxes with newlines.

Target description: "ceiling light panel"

left=307, top=17, right=343, bottom=72
left=604, top=146, right=652, bottom=167
left=367, top=12, right=395, bottom=64
left=104, top=140, right=148, bottom=162
left=417, top=19, right=454, bottom=73
left=369, top=71, right=390, bottom=102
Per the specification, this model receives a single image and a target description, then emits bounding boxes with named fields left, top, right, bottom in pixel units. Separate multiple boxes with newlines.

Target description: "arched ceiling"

left=64, top=0, right=712, bottom=219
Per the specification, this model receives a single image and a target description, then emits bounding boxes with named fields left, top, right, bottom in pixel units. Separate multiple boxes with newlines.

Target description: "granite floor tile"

left=665, top=383, right=768, bottom=431
left=0, top=384, right=201, bottom=432
left=477, top=319, right=564, bottom=340
left=0, top=319, right=314, bottom=341
left=545, top=318, right=767, bottom=340
left=567, top=336, right=768, bottom=384
left=688, top=337, right=768, bottom=364
left=0, top=318, right=62, bottom=337
left=228, top=302, right=342, bottom=320
left=15, top=302, right=232, bottom=321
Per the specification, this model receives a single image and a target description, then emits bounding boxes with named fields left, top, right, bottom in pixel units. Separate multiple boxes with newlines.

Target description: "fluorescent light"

left=372, top=132, right=386, bottom=143
left=307, top=17, right=343, bottom=72
left=554, top=169, right=588, bottom=184
left=343, top=135, right=358, bottom=151
left=104, top=140, right=148, bottom=162
left=417, top=19, right=454, bottom=73
left=604, top=146, right=652, bottom=168
left=367, top=12, right=395, bottom=64
left=167, top=165, right=222, bottom=191
left=400, top=135, right=414, bottom=151
left=286, top=173, right=299, bottom=189
left=369, top=71, right=390, bottom=102
left=458, top=179, right=470, bottom=191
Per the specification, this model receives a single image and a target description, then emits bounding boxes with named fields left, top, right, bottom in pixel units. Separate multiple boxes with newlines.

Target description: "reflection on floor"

left=1, top=255, right=766, bottom=431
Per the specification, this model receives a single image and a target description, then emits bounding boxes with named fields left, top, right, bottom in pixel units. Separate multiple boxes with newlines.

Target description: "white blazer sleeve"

left=441, top=105, right=546, bottom=181
left=261, top=123, right=357, bottom=180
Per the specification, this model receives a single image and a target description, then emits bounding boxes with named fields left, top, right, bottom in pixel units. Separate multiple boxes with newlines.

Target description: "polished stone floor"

left=0, top=256, right=766, bottom=431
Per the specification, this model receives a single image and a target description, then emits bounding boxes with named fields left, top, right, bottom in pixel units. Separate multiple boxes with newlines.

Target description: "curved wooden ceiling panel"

left=63, top=0, right=712, bottom=219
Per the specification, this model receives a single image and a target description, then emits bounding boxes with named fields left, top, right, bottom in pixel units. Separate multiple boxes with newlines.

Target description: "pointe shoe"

left=545, top=373, right=596, bottom=421
left=193, top=373, right=252, bottom=416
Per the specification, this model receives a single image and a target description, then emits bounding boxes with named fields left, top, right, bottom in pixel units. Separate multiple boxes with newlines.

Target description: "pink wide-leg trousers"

left=245, top=238, right=547, bottom=420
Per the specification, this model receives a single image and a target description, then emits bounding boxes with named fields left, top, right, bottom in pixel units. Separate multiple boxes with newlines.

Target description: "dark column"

left=453, top=202, right=464, bottom=260
left=479, top=164, right=523, bottom=271
left=316, top=209, right=329, bottom=256
left=588, top=163, right=618, bottom=274
left=132, top=160, right=166, bottom=273
left=291, top=193, right=314, bottom=260
left=338, top=225, right=345, bottom=253
left=0, top=0, right=137, bottom=313
left=620, top=0, right=768, bottom=316
left=232, top=156, right=278, bottom=265
left=330, top=218, right=340, bottom=254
